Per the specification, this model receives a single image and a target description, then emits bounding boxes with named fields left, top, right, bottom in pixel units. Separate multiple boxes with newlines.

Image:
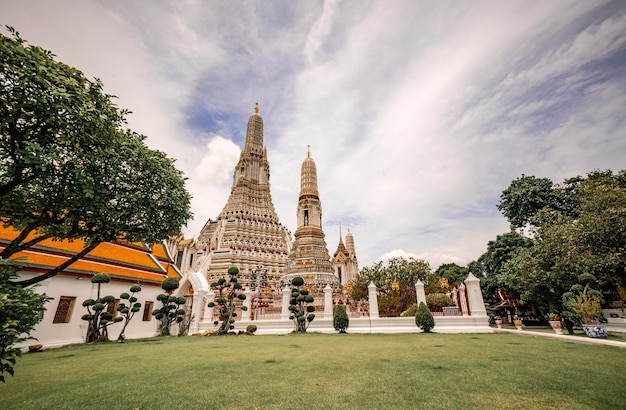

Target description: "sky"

left=2, top=1, right=625, bottom=269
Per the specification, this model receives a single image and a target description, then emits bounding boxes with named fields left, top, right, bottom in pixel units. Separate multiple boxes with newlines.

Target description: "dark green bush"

left=333, top=304, right=349, bottom=333
left=426, top=293, right=456, bottom=311
left=246, top=325, right=257, bottom=333
left=415, top=302, right=435, bottom=332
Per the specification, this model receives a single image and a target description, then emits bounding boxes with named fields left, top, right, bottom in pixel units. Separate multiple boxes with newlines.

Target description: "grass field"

left=1, top=332, right=624, bottom=409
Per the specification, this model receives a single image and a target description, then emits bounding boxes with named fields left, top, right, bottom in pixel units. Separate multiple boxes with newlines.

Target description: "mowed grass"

left=1, top=333, right=625, bottom=410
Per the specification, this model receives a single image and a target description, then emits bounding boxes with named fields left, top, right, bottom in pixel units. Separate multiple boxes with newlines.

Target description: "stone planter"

left=495, top=319, right=502, bottom=329
left=548, top=320, right=563, bottom=335
left=582, top=324, right=607, bottom=338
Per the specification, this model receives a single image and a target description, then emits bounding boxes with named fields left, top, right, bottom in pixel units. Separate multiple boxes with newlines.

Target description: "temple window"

left=52, top=296, right=76, bottom=324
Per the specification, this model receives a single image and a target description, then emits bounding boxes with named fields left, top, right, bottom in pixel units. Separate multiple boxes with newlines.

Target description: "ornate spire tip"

left=307, top=145, right=311, bottom=158
left=254, top=102, right=259, bottom=114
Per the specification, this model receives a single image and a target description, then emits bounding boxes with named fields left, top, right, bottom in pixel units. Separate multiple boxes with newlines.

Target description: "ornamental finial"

left=254, top=102, right=259, bottom=114
left=307, top=145, right=311, bottom=158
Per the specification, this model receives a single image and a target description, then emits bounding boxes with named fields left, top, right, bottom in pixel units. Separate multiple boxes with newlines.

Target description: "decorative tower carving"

left=194, top=104, right=292, bottom=287
left=332, top=227, right=359, bottom=285
left=281, top=148, right=338, bottom=288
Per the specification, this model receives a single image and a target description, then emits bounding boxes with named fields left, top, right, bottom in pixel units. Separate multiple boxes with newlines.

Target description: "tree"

left=348, top=257, right=431, bottom=316
left=415, top=302, right=434, bottom=333
left=496, top=170, right=626, bottom=312
left=152, top=277, right=186, bottom=336
left=207, top=267, right=247, bottom=335
left=0, top=27, right=192, bottom=287
left=81, top=273, right=123, bottom=342
left=288, top=276, right=315, bottom=332
left=333, top=304, right=349, bottom=333
left=0, top=260, right=47, bottom=382
left=432, top=263, right=468, bottom=288
left=116, top=284, right=142, bottom=342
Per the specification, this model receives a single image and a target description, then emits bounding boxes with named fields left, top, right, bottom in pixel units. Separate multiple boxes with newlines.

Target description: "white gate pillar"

left=202, top=289, right=216, bottom=326
left=368, top=281, right=379, bottom=319
left=189, top=290, right=208, bottom=334
left=415, top=279, right=427, bottom=307
left=242, top=287, right=252, bottom=321
left=464, top=273, right=487, bottom=317
left=281, top=285, right=291, bottom=320
left=324, top=284, right=333, bottom=319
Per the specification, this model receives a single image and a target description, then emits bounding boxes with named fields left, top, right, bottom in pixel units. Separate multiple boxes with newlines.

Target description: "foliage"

left=0, top=27, right=192, bottom=288
left=497, top=170, right=626, bottom=307
left=425, top=293, right=456, bottom=311
left=0, top=260, right=47, bottom=382
left=81, top=273, right=122, bottom=342
left=333, top=304, right=349, bottom=333
left=207, top=267, right=247, bottom=335
left=415, top=302, right=434, bottom=332
left=431, top=263, right=468, bottom=290
left=349, top=257, right=431, bottom=316
left=246, top=324, right=257, bottom=334
left=288, top=276, right=315, bottom=332
left=562, top=283, right=606, bottom=325
left=152, top=277, right=185, bottom=336
left=116, top=285, right=142, bottom=342
left=467, top=231, right=533, bottom=304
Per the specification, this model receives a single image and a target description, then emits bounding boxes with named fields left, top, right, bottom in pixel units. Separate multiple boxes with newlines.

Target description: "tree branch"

left=10, top=239, right=103, bottom=288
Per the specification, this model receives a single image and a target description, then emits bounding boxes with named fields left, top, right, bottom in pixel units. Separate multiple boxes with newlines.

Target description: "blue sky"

left=2, top=1, right=625, bottom=268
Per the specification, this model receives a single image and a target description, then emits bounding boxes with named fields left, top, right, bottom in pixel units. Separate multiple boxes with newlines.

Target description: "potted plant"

left=513, top=315, right=523, bottom=330
left=494, top=315, right=503, bottom=329
left=563, top=284, right=607, bottom=338
left=547, top=312, right=563, bottom=335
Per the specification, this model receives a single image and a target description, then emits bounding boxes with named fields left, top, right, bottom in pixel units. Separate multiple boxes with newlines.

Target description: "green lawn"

left=1, top=333, right=624, bottom=409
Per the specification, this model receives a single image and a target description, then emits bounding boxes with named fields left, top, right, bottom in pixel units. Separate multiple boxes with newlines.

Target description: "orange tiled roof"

left=0, top=224, right=180, bottom=284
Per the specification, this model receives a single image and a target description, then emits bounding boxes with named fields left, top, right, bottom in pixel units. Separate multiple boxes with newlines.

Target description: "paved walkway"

left=493, top=327, right=626, bottom=348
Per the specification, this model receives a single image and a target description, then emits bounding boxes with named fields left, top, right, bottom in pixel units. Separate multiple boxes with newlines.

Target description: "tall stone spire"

left=195, top=104, right=292, bottom=286
left=281, top=149, right=337, bottom=288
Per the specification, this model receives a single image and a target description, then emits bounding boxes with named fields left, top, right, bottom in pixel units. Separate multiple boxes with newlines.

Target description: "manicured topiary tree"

left=288, top=276, right=315, bottom=332
left=116, top=284, right=142, bottom=342
left=82, top=273, right=123, bottom=342
left=333, top=304, right=349, bottom=333
left=153, top=277, right=186, bottom=336
left=208, top=267, right=247, bottom=335
left=415, top=302, right=435, bottom=333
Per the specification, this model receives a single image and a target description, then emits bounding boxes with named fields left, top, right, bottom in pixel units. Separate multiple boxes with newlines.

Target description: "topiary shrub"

left=415, top=302, right=435, bottom=333
left=208, top=267, right=247, bottom=335
left=246, top=324, right=257, bottom=334
left=333, top=304, right=349, bottom=333
left=152, top=278, right=186, bottom=336
left=426, top=293, right=456, bottom=312
left=288, top=276, right=315, bottom=332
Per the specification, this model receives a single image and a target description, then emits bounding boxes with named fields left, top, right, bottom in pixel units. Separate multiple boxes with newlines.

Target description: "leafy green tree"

left=207, top=267, right=247, bottom=335
left=468, top=231, right=533, bottom=304
left=0, top=27, right=192, bottom=288
left=153, top=277, right=186, bottom=336
left=496, top=170, right=626, bottom=311
left=288, top=276, right=315, bottom=332
left=415, top=302, right=434, bottom=333
left=116, top=285, right=142, bottom=342
left=432, top=263, right=468, bottom=288
left=0, top=260, right=47, bottom=382
left=333, top=304, right=349, bottom=333
left=348, top=257, right=431, bottom=316
left=425, top=293, right=456, bottom=312
left=81, top=273, right=123, bottom=342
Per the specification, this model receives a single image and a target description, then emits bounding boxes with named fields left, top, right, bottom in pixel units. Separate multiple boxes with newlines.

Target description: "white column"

left=242, top=287, right=252, bottom=321
left=203, top=289, right=216, bottom=325
left=281, top=285, right=291, bottom=320
left=459, top=284, right=469, bottom=316
left=464, top=272, right=488, bottom=317
left=415, top=280, right=427, bottom=307
left=189, top=290, right=208, bottom=334
left=368, top=281, right=379, bottom=319
left=324, top=284, right=333, bottom=319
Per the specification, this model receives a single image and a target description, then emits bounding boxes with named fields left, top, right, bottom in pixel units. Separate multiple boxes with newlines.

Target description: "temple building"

left=179, top=104, right=292, bottom=289
left=280, top=148, right=338, bottom=288
left=332, top=227, right=359, bottom=286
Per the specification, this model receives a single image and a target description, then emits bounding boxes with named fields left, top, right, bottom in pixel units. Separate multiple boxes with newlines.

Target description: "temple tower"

left=194, top=104, right=292, bottom=287
left=332, top=227, right=359, bottom=285
left=280, top=148, right=338, bottom=288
